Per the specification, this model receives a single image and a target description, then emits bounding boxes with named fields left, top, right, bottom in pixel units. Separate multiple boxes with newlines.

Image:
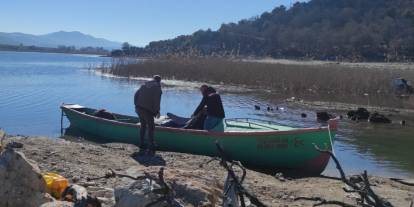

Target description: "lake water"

left=0, top=51, right=413, bottom=179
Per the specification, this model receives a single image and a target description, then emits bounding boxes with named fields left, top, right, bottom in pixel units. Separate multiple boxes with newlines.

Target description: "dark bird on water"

left=301, top=113, right=307, bottom=118
left=254, top=105, right=260, bottom=110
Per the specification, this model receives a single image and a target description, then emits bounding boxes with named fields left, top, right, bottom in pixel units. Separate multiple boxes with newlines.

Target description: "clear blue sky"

left=0, top=0, right=302, bottom=46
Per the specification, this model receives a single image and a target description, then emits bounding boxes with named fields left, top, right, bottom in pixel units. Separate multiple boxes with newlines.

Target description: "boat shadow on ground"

left=63, top=126, right=166, bottom=167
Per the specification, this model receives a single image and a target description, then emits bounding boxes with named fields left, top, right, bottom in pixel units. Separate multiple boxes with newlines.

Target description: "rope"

left=327, top=121, right=336, bottom=156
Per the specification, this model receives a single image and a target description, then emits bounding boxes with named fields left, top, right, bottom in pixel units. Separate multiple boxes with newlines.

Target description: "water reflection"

left=337, top=122, right=414, bottom=176
left=0, top=51, right=413, bottom=178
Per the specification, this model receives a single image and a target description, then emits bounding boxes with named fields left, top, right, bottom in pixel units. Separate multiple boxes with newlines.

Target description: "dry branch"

left=313, top=144, right=393, bottom=207
left=214, top=141, right=267, bottom=207
left=104, top=57, right=414, bottom=108
left=389, top=178, right=414, bottom=187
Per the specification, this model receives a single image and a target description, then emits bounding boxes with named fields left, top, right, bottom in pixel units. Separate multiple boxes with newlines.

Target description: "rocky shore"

left=1, top=135, right=413, bottom=207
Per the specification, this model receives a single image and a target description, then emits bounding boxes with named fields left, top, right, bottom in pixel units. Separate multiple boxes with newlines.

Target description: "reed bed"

left=102, top=57, right=414, bottom=108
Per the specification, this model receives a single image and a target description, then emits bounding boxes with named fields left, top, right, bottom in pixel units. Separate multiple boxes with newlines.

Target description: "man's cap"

left=153, top=75, right=161, bottom=82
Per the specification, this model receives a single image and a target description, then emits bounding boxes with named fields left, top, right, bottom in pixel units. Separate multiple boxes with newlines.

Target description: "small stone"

left=72, top=176, right=81, bottom=183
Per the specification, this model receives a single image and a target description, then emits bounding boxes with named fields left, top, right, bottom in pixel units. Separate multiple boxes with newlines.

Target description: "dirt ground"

left=5, top=135, right=414, bottom=207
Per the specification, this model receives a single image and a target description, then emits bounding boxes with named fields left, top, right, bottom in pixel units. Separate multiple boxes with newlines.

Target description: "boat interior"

left=66, top=105, right=295, bottom=132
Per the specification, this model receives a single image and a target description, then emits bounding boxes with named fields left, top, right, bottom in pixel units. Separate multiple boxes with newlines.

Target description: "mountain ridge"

left=0, top=31, right=121, bottom=49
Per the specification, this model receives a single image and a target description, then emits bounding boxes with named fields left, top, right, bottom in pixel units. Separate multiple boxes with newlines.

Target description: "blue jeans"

left=204, top=116, right=224, bottom=131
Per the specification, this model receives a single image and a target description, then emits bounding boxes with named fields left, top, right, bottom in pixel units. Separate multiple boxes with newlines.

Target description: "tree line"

left=112, top=0, right=414, bottom=62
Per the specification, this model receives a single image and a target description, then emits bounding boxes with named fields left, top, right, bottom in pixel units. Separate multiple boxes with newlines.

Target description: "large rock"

left=347, top=107, right=370, bottom=121
left=114, top=179, right=163, bottom=207
left=368, top=112, right=392, bottom=124
left=0, top=149, right=52, bottom=207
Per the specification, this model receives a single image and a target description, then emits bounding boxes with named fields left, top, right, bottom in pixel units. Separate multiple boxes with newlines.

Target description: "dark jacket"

left=193, top=96, right=207, bottom=116
left=134, top=80, right=162, bottom=115
left=193, top=92, right=225, bottom=118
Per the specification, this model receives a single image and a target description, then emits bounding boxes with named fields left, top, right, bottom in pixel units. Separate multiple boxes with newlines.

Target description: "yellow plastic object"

left=42, top=172, right=69, bottom=199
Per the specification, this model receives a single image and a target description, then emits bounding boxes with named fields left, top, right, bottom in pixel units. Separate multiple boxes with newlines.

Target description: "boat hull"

left=62, top=105, right=337, bottom=175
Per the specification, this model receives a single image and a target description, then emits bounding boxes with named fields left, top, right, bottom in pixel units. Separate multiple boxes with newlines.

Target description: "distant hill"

left=133, top=0, right=414, bottom=62
left=0, top=31, right=121, bottom=49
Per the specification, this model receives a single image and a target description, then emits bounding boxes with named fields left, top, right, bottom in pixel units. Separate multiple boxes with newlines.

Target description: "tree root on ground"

left=389, top=178, right=414, bottom=187
left=294, top=196, right=358, bottom=207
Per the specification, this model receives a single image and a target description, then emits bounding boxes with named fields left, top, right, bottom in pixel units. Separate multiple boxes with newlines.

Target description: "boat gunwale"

left=61, top=104, right=338, bottom=137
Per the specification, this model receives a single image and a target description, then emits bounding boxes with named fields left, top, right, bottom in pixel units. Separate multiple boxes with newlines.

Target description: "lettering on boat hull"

left=256, top=138, right=288, bottom=149
left=256, top=137, right=305, bottom=150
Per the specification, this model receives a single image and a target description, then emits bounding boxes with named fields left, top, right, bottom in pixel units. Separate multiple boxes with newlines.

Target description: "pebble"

left=72, top=176, right=81, bottom=183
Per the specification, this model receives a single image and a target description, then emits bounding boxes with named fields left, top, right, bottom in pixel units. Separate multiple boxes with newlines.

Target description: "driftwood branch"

left=146, top=167, right=183, bottom=207
left=389, top=178, right=414, bottom=187
left=214, top=141, right=267, bottom=207
left=313, top=144, right=393, bottom=207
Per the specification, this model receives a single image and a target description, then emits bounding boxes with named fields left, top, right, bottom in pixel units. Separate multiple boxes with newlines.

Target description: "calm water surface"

left=0, top=51, right=413, bottom=178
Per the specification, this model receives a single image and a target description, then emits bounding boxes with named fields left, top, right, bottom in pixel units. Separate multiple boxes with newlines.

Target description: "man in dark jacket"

left=134, top=75, right=162, bottom=153
left=183, top=85, right=208, bottom=129
left=192, top=86, right=225, bottom=131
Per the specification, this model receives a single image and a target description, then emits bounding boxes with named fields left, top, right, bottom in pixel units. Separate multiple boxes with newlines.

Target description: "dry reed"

left=102, top=57, right=414, bottom=108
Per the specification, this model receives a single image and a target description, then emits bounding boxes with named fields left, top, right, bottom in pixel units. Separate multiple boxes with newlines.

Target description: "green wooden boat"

left=61, top=104, right=338, bottom=175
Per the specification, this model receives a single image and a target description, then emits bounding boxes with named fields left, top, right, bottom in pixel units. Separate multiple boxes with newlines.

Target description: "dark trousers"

left=136, top=107, right=155, bottom=149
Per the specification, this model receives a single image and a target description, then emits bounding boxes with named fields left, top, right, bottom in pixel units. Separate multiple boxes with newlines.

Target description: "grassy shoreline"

left=101, top=57, right=414, bottom=109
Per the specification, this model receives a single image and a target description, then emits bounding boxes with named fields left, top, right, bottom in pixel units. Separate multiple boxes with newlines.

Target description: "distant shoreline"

left=0, top=44, right=109, bottom=56
left=0, top=48, right=107, bottom=56
left=243, top=58, right=414, bottom=70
